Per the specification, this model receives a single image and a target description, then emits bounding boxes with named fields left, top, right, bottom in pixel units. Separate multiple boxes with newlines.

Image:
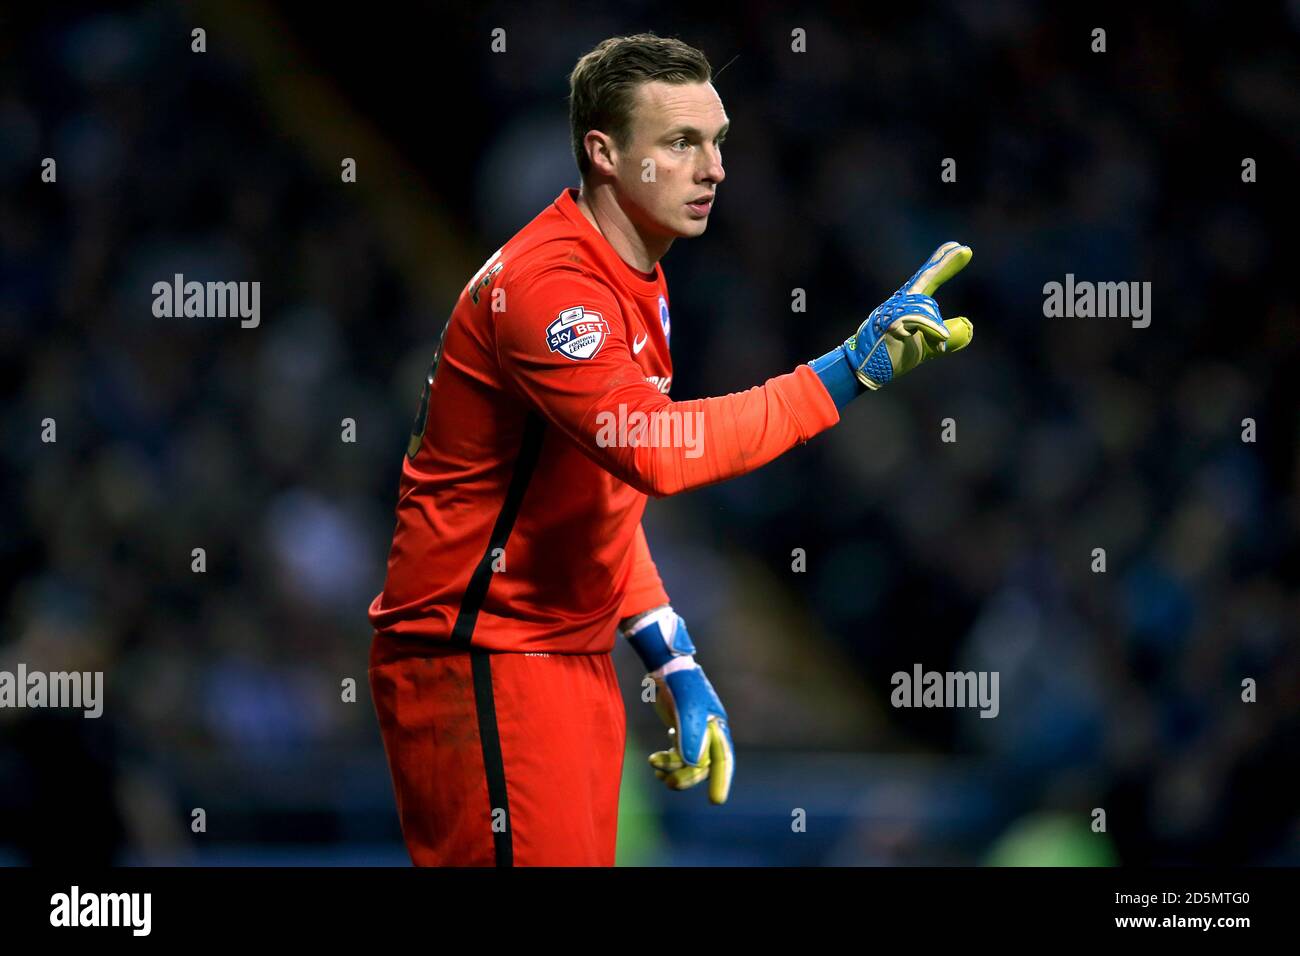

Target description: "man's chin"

left=645, top=211, right=709, bottom=241
left=676, top=216, right=710, bottom=237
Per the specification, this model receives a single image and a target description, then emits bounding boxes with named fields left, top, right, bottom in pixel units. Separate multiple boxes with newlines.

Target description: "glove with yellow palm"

left=620, top=606, right=734, bottom=805
left=810, top=241, right=974, bottom=403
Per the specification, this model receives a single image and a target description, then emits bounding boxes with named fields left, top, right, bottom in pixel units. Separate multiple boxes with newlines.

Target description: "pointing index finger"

left=906, top=242, right=973, bottom=296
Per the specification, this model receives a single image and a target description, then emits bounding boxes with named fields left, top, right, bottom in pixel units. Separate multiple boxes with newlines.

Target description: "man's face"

left=610, top=80, right=728, bottom=239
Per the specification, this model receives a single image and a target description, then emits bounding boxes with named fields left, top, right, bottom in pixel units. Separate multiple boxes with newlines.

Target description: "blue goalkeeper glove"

left=620, top=606, right=734, bottom=805
left=810, top=241, right=974, bottom=405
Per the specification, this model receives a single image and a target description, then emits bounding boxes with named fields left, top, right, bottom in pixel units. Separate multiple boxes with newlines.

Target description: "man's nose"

left=698, top=144, right=725, bottom=185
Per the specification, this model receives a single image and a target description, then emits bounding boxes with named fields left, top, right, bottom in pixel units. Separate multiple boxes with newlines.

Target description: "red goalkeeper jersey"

left=368, top=187, right=839, bottom=656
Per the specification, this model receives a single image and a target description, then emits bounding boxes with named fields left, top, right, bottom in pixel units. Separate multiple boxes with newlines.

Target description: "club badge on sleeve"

left=547, top=306, right=610, bottom=361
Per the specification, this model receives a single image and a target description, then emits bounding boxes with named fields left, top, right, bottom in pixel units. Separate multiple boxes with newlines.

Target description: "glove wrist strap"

left=808, top=344, right=869, bottom=409
left=650, top=655, right=698, bottom=680
left=621, top=605, right=696, bottom=673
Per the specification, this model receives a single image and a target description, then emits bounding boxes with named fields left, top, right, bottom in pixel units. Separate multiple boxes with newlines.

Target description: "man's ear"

left=583, top=129, right=618, bottom=177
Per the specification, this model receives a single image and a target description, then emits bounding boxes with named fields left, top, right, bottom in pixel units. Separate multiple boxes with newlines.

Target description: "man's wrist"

left=808, top=344, right=868, bottom=410
left=621, top=605, right=696, bottom=672
left=649, top=655, right=698, bottom=680
left=618, top=603, right=670, bottom=635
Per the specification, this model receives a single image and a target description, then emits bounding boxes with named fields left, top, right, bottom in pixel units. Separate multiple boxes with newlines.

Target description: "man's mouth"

left=686, top=194, right=714, bottom=216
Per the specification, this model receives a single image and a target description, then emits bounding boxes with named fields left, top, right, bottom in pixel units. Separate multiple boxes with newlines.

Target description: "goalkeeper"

left=368, top=32, right=972, bottom=866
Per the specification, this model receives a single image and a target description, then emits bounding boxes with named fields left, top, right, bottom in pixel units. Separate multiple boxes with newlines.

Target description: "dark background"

left=1, top=0, right=1297, bottom=865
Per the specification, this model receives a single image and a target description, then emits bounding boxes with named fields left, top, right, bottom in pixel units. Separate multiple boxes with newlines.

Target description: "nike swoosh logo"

left=632, top=333, right=649, bottom=354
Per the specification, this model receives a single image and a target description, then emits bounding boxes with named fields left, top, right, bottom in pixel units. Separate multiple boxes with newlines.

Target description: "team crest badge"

left=658, top=295, right=671, bottom=345
left=547, top=306, right=610, bottom=361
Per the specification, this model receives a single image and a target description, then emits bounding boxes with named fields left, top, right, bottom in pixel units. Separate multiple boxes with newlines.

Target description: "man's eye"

left=671, top=139, right=689, bottom=151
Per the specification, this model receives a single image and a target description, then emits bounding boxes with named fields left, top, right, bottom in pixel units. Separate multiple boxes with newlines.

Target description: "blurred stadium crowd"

left=2, top=2, right=1297, bottom=865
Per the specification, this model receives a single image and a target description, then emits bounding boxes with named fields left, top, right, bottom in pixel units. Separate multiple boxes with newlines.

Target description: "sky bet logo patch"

left=547, top=306, right=610, bottom=361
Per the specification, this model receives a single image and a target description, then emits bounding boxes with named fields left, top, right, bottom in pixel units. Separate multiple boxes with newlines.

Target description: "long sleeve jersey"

left=369, top=187, right=840, bottom=657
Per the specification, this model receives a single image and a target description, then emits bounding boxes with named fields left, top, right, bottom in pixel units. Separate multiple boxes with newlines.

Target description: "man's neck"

left=575, top=183, right=671, bottom=274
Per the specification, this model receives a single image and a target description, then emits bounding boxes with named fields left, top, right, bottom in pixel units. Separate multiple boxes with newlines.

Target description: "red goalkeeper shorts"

left=368, top=636, right=626, bottom=866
